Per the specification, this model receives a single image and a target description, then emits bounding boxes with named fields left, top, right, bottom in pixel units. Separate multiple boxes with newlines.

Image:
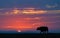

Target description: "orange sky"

left=0, top=15, right=47, bottom=32
left=0, top=8, right=60, bottom=33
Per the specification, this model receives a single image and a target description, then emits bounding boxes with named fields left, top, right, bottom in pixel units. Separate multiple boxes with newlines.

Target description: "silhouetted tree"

left=37, top=26, right=48, bottom=33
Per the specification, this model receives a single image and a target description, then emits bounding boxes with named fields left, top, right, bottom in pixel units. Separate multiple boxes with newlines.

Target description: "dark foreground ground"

left=0, top=33, right=60, bottom=38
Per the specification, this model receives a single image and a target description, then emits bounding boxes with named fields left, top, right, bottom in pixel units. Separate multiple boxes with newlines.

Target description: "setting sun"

left=17, top=30, right=21, bottom=32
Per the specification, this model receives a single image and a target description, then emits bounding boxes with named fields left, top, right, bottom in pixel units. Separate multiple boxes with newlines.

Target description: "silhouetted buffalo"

left=37, top=26, right=48, bottom=33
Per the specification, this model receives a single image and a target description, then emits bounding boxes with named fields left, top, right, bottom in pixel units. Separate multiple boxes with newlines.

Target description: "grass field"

left=0, top=33, right=60, bottom=38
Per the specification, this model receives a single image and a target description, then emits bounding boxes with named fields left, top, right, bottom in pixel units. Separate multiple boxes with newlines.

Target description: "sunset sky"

left=0, top=0, right=60, bottom=33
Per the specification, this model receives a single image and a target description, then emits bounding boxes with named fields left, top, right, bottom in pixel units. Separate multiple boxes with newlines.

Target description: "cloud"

left=24, top=17, right=40, bottom=20
left=0, top=8, right=47, bottom=15
left=0, top=8, right=60, bottom=15
left=0, top=9, right=4, bottom=10
left=46, top=10, right=60, bottom=14
left=46, top=4, right=58, bottom=8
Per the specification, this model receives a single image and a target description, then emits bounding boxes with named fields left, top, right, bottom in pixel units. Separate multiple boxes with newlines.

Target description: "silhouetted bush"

left=37, top=26, right=48, bottom=33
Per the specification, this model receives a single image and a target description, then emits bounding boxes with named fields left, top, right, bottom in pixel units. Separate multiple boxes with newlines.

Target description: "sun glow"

left=17, top=30, right=21, bottom=32
left=0, top=14, right=50, bottom=32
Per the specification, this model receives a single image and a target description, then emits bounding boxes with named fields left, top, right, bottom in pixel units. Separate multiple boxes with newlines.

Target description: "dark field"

left=0, top=33, right=60, bottom=38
